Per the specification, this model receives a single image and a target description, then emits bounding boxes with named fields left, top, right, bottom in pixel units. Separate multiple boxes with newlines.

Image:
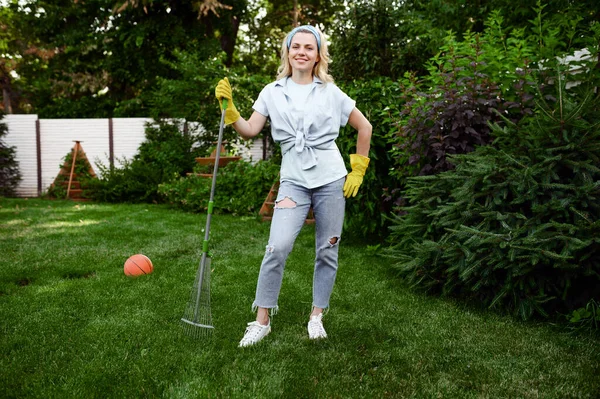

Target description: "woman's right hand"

left=215, top=77, right=241, bottom=125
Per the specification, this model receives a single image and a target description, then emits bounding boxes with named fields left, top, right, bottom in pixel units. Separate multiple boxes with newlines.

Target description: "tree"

left=330, top=0, right=421, bottom=80
left=0, top=6, right=14, bottom=113
left=236, top=0, right=345, bottom=76
left=0, top=4, right=30, bottom=114
left=330, top=0, right=600, bottom=81
left=113, top=0, right=247, bottom=66
left=3, top=0, right=247, bottom=117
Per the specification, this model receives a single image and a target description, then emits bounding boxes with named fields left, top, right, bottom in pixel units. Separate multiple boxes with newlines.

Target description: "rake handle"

left=190, top=101, right=228, bottom=323
left=202, top=102, right=227, bottom=249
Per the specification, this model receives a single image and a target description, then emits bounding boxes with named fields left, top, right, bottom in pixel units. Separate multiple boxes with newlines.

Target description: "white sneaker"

left=307, top=313, right=327, bottom=340
left=239, top=321, right=271, bottom=347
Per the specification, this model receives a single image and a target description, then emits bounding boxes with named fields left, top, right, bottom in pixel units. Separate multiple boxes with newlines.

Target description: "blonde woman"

left=215, top=25, right=372, bottom=347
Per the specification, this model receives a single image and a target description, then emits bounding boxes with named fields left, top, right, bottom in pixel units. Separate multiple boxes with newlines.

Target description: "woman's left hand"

left=343, top=154, right=370, bottom=198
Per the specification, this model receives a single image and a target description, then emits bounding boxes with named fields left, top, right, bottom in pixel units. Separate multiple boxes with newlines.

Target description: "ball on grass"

left=124, top=254, right=153, bottom=277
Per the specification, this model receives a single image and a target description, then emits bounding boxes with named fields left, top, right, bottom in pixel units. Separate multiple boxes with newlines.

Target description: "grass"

left=1, top=197, right=599, bottom=398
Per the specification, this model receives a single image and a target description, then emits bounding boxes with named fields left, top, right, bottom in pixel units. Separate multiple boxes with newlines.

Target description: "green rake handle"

left=201, top=98, right=228, bottom=253
left=189, top=99, right=229, bottom=327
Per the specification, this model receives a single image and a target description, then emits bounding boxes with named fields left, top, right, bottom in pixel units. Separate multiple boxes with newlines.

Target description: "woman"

left=215, top=24, right=372, bottom=347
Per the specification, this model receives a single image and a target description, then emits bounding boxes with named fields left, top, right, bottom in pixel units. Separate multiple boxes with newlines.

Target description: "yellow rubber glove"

left=343, top=154, right=370, bottom=198
left=215, top=77, right=241, bottom=125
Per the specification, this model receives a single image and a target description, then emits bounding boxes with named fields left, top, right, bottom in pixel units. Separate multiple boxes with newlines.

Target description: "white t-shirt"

left=286, top=78, right=313, bottom=117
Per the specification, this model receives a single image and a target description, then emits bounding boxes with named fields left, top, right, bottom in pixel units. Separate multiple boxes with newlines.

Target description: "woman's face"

left=288, top=32, right=320, bottom=74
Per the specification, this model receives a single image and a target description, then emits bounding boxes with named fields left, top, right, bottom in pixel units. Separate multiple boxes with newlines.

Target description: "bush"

left=158, top=159, right=279, bottom=215
left=0, top=112, right=21, bottom=197
left=386, top=62, right=600, bottom=320
left=89, top=120, right=201, bottom=203
left=390, top=12, right=540, bottom=184
left=334, top=18, right=539, bottom=240
left=337, top=77, right=404, bottom=240
left=397, top=40, right=535, bottom=177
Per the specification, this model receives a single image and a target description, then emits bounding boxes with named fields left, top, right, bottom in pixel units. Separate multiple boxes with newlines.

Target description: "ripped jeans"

left=252, top=177, right=345, bottom=312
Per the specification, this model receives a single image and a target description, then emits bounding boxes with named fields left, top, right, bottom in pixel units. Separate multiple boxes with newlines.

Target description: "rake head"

left=181, top=256, right=214, bottom=338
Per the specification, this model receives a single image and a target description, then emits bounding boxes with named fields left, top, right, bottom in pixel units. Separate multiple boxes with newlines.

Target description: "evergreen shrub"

left=387, top=63, right=600, bottom=320
left=0, top=112, right=21, bottom=197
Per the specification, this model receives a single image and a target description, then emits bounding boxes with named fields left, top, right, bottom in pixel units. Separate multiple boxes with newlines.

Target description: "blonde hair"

left=276, top=26, right=334, bottom=83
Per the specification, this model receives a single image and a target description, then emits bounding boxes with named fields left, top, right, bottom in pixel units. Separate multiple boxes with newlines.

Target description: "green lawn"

left=1, top=198, right=599, bottom=398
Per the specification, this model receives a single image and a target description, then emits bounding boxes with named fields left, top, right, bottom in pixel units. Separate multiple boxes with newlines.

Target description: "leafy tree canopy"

left=330, top=0, right=600, bottom=80
left=236, top=0, right=345, bottom=76
left=2, top=0, right=247, bottom=117
left=1, top=0, right=598, bottom=117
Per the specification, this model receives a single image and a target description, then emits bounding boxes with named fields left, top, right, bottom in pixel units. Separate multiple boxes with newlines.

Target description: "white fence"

left=3, top=115, right=265, bottom=197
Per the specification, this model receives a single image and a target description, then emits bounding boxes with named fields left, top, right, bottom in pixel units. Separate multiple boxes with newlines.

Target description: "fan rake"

left=181, top=99, right=228, bottom=338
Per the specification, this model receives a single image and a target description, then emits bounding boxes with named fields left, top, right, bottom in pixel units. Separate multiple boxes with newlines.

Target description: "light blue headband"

left=286, top=25, right=321, bottom=51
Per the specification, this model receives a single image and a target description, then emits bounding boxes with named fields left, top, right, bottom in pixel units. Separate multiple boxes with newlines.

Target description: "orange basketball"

left=124, top=254, right=153, bottom=277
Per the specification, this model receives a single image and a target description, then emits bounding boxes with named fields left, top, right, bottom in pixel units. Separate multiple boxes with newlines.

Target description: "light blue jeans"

left=252, top=177, right=345, bottom=313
